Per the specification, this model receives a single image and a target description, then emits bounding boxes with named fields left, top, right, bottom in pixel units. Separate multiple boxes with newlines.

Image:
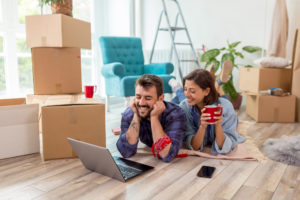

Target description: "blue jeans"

left=171, top=88, right=186, bottom=104
left=171, top=87, right=229, bottom=105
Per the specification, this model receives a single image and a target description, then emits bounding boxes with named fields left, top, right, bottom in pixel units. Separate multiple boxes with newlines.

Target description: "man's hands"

left=126, top=97, right=141, bottom=145
left=150, top=101, right=166, bottom=118
left=130, top=97, right=138, bottom=115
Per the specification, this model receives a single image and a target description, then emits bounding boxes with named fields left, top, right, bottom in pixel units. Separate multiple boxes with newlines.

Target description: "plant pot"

left=229, top=93, right=243, bottom=110
left=51, top=0, right=73, bottom=17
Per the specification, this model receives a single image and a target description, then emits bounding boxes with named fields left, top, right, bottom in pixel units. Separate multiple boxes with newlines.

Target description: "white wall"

left=140, top=0, right=300, bottom=60
left=138, top=0, right=300, bottom=106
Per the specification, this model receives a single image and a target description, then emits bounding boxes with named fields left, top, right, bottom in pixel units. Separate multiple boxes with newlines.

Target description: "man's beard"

left=137, top=104, right=152, bottom=119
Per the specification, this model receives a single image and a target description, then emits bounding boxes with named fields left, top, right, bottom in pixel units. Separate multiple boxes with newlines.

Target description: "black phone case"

left=197, top=166, right=216, bottom=178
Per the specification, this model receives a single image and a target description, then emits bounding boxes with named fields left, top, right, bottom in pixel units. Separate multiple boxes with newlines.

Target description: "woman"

left=169, top=69, right=245, bottom=154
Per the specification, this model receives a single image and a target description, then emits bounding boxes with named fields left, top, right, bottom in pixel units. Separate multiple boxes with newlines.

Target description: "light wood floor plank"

left=30, top=163, right=89, bottom=192
left=0, top=155, right=41, bottom=178
left=0, top=158, right=79, bottom=195
left=191, top=161, right=259, bottom=200
left=33, top=173, right=108, bottom=200
left=0, top=186, right=44, bottom=200
left=244, top=160, right=288, bottom=192
left=154, top=159, right=232, bottom=200
left=271, top=165, right=300, bottom=200
left=111, top=157, right=205, bottom=200
left=0, top=153, right=38, bottom=167
left=232, top=186, right=273, bottom=200
left=1, top=104, right=300, bottom=199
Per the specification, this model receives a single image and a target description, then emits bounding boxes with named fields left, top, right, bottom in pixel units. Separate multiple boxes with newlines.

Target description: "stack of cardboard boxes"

left=21, top=14, right=106, bottom=160
left=239, top=29, right=300, bottom=123
left=239, top=62, right=296, bottom=123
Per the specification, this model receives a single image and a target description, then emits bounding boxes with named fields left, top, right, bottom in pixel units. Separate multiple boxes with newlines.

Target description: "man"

left=117, top=75, right=186, bottom=162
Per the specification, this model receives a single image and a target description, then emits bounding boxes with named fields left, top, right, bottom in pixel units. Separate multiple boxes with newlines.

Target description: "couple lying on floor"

left=117, top=61, right=245, bottom=162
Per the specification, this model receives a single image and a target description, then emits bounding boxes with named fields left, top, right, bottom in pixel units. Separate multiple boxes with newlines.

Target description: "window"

left=0, top=36, right=5, bottom=94
left=0, top=0, right=134, bottom=98
left=0, top=1, right=3, bottom=23
left=81, top=49, right=93, bottom=85
left=73, top=0, right=94, bottom=88
left=18, top=0, right=40, bottom=24
left=0, top=36, right=3, bottom=52
left=16, top=36, right=32, bottom=93
left=73, top=0, right=91, bottom=22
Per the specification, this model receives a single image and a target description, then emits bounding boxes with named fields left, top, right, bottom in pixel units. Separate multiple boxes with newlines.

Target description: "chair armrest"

left=144, top=63, right=174, bottom=75
left=101, top=62, right=125, bottom=78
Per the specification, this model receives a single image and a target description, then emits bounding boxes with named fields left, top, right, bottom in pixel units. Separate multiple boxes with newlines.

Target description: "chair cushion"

left=100, top=37, right=144, bottom=76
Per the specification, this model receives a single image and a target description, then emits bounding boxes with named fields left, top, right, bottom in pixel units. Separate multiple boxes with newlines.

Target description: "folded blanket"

left=178, top=143, right=258, bottom=161
left=136, top=120, right=266, bottom=161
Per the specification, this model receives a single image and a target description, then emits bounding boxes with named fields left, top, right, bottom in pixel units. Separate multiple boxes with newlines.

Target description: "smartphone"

left=197, top=166, right=216, bottom=178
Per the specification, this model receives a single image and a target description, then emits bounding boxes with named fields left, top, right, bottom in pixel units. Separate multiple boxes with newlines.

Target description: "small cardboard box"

left=245, top=94, right=296, bottom=123
left=0, top=98, right=39, bottom=159
left=42, top=103, right=105, bottom=160
left=26, top=94, right=103, bottom=132
left=239, top=67, right=292, bottom=93
left=32, top=47, right=82, bottom=95
left=26, top=14, right=91, bottom=49
left=292, top=29, right=300, bottom=122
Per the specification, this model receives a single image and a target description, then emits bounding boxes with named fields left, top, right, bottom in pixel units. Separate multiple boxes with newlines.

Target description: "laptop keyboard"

left=117, top=164, right=142, bottom=178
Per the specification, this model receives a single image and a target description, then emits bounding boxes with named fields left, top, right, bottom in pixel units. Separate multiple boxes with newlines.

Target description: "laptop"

left=67, top=138, right=154, bottom=182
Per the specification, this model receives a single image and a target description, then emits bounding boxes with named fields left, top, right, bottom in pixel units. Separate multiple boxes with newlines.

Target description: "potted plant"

left=200, top=41, right=261, bottom=109
left=40, top=0, right=73, bottom=17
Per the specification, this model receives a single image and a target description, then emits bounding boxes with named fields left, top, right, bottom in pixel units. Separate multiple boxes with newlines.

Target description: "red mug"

left=84, top=85, right=97, bottom=98
left=204, top=105, right=223, bottom=123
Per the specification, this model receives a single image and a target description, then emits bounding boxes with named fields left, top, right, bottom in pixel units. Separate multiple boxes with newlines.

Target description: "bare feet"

left=219, top=60, right=233, bottom=83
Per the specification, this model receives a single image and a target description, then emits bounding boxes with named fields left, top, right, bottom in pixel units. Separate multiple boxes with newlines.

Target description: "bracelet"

left=152, top=135, right=172, bottom=158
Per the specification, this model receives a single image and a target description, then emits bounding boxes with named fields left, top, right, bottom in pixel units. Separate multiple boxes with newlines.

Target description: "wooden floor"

left=1, top=98, right=300, bottom=200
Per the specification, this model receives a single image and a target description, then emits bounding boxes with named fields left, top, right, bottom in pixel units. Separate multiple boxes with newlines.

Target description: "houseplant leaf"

left=205, top=59, right=220, bottom=72
left=230, top=41, right=241, bottom=48
left=222, top=78, right=238, bottom=100
left=200, top=49, right=220, bottom=62
left=221, top=53, right=234, bottom=66
left=234, top=52, right=244, bottom=59
left=243, top=46, right=262, bottom=53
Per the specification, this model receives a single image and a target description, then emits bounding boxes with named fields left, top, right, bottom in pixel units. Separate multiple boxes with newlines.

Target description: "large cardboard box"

left=0, top=98, right=39, bottom=159
left=32, top=47, right=82, bottom=95
left=292, top=29, right=300, bottom=122
left=245, top=94, right=296, bottom=123
left=26, top=14, right=91, bottom=49
left=42, top=103, right=105, bottom=160
left=26, top=94, right=103, bottom=132
left=239, top=67, right=292, bottom=93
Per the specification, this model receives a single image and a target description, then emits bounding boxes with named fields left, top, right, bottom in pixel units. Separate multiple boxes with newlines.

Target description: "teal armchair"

left=99, top=36, right=175, bottom=110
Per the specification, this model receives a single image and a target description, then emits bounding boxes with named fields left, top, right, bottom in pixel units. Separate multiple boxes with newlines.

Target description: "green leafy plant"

left=39, top=0, right=65, bottom=6
left=200, top=41, right=261, bottom=100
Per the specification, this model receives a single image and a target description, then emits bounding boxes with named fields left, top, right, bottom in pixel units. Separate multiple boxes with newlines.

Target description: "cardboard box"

left=292, top=29, right=300, bottom=122
left=26, top=94, right=103, bottom=132
left=42, top=103, right=105, bottom=160
left=245, top=94, right=296, bottom=122
left=32, top=47, right=82, bottom=95
left=239, top=67, right=292, bottom=93
left=0, top=98, right=39, bottom=159
left=26, top=14, right=91, bottom=49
